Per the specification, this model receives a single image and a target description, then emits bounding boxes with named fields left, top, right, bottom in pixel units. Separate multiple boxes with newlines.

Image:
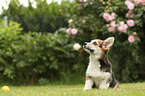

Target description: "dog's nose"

left=84, top=42, right=87, bottom=45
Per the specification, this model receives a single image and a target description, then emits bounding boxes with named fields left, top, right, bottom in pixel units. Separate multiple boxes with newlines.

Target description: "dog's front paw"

left=83, top=79, right=93, bottom=90
left=83, top=86, right=92, bottom=91
left=83, top=88, right=91, bottom=91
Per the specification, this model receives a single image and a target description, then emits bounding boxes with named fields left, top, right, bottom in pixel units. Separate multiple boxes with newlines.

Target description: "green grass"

left=0, top=82, right=145, bottom=96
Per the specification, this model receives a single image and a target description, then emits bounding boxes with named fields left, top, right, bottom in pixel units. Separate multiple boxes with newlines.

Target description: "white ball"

left=73, top=43, right=81, bottom=51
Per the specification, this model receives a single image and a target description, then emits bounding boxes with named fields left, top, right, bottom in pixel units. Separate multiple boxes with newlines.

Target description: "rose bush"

left=67, top=0, right=145, bottom=82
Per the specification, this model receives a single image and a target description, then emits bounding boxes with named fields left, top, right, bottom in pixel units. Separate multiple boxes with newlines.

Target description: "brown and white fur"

left=83, top=37, right=119, bottom=90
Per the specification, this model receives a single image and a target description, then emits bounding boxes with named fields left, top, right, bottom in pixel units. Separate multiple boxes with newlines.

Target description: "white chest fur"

left=86, top=55, right=110, bottom=79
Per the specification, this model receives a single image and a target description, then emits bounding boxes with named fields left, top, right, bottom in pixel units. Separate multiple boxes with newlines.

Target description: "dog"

left=83, top=37, right=119, bottom=90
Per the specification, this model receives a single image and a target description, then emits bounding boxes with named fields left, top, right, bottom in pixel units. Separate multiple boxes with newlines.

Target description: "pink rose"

left=133, top=32, right=137, bottom=35
left=126, top=11, right=134, bottom=18
left=118, top=26, right=127, bottom=33
left=124, top=24, right=128, bottom=29
left=127, top=20, right=135, bottom=27
left=103, top=13, right=110, bottom=20
left=118, top=26, right=124, bottom=32
left=111, top=21, right=116, bottom=27
left=68, top=19, right=73, bottom=23
left=128, top=10, right=133, bottom=14
left=108, top=27, right=116, bottom=33
left=126, top=13, right=129, bottom=18
left=138, top=0, right=144, bottom=3
left=125, top=1, right=132, bottom=5
left=71, top=28, right=78, bottom=35
left=120, top=21, right=125, bottom=26
left=127, top=2, right=135, bottom=10
left=122, top=28, right=127, bottom=33
left=111, top=13, right=115, bottom=19
left=128, top=36, right=135, bottom=43
left=102, top=2, right=105, bottom=5
left=118, top=24, right=128, bottom=33
left=66, top=28, right=71, bottom=34
left=103, top=13, right=113, bottom=22
left=129, top=14, right=134, bottom=18
left=125, top=1, right=135, bottom=10
left=106, top=24, right=110, bottom=27
left=82, top=20, right=86, bottom=24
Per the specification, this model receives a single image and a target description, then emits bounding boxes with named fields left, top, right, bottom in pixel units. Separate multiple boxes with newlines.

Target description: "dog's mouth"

left=83, top=43, right=94, bottom=53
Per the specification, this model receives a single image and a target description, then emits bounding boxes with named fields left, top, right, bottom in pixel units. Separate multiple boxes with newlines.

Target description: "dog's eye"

left=93, top=42, right=97, bottom=45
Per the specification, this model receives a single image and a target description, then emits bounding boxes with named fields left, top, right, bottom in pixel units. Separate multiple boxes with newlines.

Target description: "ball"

left=1, top=86, right=10, bottom=91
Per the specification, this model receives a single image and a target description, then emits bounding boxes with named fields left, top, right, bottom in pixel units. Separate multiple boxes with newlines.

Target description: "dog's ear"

left=103, top=37, right=115, bottom=48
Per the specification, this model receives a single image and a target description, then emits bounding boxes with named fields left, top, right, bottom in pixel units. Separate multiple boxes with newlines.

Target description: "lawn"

left=0, top=82, right=145, bottom=96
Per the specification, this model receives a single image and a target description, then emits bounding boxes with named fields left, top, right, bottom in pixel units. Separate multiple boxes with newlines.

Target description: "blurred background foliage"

left=0, top=0, right=145, bottom=85
left=2, top=0, right=76, bottom=33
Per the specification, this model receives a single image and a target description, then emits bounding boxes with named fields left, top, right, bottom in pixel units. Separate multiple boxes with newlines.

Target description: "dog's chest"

left=86, top=61, right=102, bottom=76
left=86, top=55, right=110, bottom=78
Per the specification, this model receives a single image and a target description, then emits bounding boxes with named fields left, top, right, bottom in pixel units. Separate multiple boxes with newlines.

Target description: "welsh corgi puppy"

left=83, top=37, right=119, bottom=90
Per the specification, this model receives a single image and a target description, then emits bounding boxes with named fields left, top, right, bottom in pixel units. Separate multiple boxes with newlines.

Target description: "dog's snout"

left=84, top=42, right=88, bottom=45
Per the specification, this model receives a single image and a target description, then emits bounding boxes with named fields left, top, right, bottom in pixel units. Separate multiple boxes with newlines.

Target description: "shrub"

left=13, top=29, right=77, bottom=85
left=0, top=20, right=22, bottom=79
left=0, top=21, right=87, bottom=85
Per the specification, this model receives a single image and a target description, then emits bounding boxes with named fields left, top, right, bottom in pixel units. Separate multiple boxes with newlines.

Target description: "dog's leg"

left=83, top=79, right=94, bottom=90
left=109, top=72, right=119, bottom=88
left=99, top=73, right=111, bottom=89
left=99, top=80, right=110, bottom=89
left=114, top=81, right=119, bottom=88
